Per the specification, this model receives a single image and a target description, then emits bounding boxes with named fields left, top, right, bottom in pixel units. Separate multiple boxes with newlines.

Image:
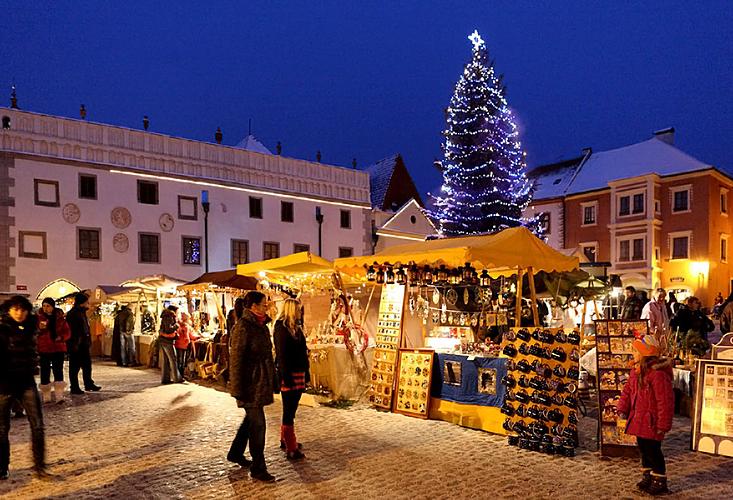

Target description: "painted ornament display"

left=111, top=207, right=132, bottom=229
left=113, top=233, right=129, bottom=253
left=159, top=213, right=175, bottom=232
left=62, top=203, right=81, bottom=223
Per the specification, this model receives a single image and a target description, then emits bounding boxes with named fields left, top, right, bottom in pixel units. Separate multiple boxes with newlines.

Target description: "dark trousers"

left=637, top=437, right=666, bottom=475
left=0, top=387, right=45, bottom=472
left=229, top=406, right=267, bottom=474
left=160, top=341, right=181, bottom=383
left=176, top=346, right=189, bottom=378
left=69, top=345, right=95, bottom=390
left=39, top=352, right=65, bottom=384
left=282, top=390, right=303, bottom=425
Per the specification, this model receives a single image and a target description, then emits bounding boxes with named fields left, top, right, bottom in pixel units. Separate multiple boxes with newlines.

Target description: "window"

left=722, top=236, right=728, bottom=263
left=721, top=189, right=729, bottom=215
left=137, top=180, right=158, bottom=205
left=655, top=247, right=661, bottom=262
left=672, top=236, right=689, bottom=260
left=340, top=209, right=351, bottom=229
left=632, top=193, right=644, bottom=214
left=632, top=238, right=644, bottom=261
left=139, top=233, right=160, bottom=263
left=34, top=179, right=60, bottom=207
left=619, top=240, right=630, bottom=262
left=178, top=196, right=198, bottom=220
left=673, top=190, right=689, bottom=212
left=581, top=245, right=597, bottom=263
left=281, top=201, right=294, bottom=223
left=249, top=197, right=263, bottom=219
left=338, top=247, right=354, bottom=258
left=18, top=231, right=47, bottom=259
left=79, top=174, right=97, bottom=200
left=263, top=241, right=279, bottom=260
left=538, top=212, right=550, bottom=234
left=293, top=243, right=310, bottom=254
left=77, top=228, right=100, bottom=260
left=618, top=196, right=630, bottom=216
left=582, top=204, right=596, bottom=226
left=182, top=237, right=201, bottom=265
left=231, top=239, right=249, bottom=266
left=655, top=199, right=661, bottom=214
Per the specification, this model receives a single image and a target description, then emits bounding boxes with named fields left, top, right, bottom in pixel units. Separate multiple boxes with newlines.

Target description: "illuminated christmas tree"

left=431, top=30, right=532, bottom=236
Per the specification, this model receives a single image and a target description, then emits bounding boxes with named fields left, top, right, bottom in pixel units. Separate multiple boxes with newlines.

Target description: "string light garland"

left=430, top=30, right=541, bottom=237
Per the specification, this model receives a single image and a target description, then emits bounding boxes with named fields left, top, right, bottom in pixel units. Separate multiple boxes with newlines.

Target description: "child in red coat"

left=617, top=335, right=674, bottom=495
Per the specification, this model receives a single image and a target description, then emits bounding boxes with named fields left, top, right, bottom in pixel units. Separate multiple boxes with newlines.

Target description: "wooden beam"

left=515, top=267, right=524, bottom=327
left=527, top=266, right=540, bottom=327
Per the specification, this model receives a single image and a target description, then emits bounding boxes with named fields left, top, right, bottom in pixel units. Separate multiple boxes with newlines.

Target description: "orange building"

left=525, top=128, right=732, bottom=306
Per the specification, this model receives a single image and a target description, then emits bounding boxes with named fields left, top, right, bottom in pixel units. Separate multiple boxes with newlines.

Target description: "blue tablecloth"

left=432, top=353, right=507, bottom=407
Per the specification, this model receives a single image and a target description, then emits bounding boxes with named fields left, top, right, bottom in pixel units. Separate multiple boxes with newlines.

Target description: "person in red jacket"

left=36, top=298, right=71, bottom=404
left=175, top=312, right=196, bottom=379
left=617, top=335, right=674, bottom=495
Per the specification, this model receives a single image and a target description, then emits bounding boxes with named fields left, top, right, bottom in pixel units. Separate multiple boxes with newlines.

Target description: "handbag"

left=195, top=342, right=217, bottom=380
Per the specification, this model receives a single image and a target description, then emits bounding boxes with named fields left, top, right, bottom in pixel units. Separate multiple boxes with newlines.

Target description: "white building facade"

left=0, top=108, right=372, bottom=297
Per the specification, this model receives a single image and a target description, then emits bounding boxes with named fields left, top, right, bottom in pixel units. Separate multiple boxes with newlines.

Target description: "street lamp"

left=315, top=206, right=324, bottom=257
left=202, top=190, right=210, bottom=272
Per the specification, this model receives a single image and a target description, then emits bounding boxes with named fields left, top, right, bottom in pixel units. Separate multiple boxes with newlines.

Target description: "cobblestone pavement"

left=1, top=362, right=732, bottom=499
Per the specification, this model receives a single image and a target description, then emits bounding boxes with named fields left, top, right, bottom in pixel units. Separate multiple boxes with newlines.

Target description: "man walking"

left=66, top=293, right=101, bottom=395
left=620, top=286, right=643, bottom=320
left=641, top=288, right=670, bottom=347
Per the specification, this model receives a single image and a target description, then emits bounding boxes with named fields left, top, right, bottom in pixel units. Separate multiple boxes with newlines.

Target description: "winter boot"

left=280, top=425, right=302, bottom=451
left=636, top=469, right=652, bottom=491
left=283, top=425, right=305, bottom=460
left=39, top=384, right=53, bottom=404
left=53, top=381, right=67, bottom=403
left=647, top=474, right=669, bottom=496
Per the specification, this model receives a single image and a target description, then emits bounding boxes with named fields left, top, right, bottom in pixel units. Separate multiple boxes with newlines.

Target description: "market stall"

left=334, top=226, right=580, bottom=437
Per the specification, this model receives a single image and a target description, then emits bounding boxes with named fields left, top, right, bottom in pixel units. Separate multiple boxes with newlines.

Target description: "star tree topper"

left=468, top=30, right=485, bottom=51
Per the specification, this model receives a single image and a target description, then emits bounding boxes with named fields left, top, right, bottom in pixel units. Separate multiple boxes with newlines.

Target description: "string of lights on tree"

left=430, top=30, right=538, bottom=236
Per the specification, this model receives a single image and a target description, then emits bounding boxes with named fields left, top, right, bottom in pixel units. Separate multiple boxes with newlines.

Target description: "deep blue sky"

left=4, top=2, right=732, bottom=198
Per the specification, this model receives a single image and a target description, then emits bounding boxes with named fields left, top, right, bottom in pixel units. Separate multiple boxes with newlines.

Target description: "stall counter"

left=308, top=344, right=374, bottom=400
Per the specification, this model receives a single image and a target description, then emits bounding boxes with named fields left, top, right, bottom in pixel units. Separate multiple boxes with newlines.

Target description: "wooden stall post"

left=527, top=266, right=540, bottom=327
left=515, top=267, right=524, bottom=327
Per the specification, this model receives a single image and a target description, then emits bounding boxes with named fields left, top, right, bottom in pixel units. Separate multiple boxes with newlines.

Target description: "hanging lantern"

left=479, top=269, right=491, bottom=287
left=463, top=262, right=475, bottom=283
left=366, top=265, right=377, bottom=282
left=406, top=263, right=419, bottom=284
left=385, top=266, right=395, bottom=284
left=450, top=269, right=461, bottom=285
left=423, top=265, right=433, bottom=285
left=376, top=267, right=385, bottom=284
left=437, top=265, right=448, bottom=283
left=395, top=266, right=406, bottom=285
left=456, top=266, right=465, bottom=283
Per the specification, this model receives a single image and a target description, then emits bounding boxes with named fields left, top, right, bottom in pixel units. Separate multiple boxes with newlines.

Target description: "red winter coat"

left=37, top=309, right=72, bottom=354
left=617, top=358, right=674, bottom=441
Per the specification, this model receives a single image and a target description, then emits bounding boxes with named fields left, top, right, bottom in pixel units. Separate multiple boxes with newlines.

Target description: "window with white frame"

left=655, top=199, right=661, bottom=214
left=617, top=189, right=645, bottom=217
left=721, top=188, right=729, bottom=215
left=618, top=235, right=645, bottom=262
left=581, top=202, right=597, bottom=226
left=669, top=231, right=691, bottom=260
left=618, top=196, right=631, bottom=216
left=722, top=235, right=729, bottom=263
left=671, top=185, right=691, bottom=213
left=632, top=193, right=644, bottom=214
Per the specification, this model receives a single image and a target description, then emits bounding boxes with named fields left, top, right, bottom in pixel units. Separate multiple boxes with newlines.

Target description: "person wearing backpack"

left=159, top=305, right=182, bottom=384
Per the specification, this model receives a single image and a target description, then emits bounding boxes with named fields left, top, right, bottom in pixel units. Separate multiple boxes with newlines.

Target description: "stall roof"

left=179, top=269, right=258, bottom=291
left=237, top=252, right=334, bottom=277
left=334, top=226, right=579, bottom=277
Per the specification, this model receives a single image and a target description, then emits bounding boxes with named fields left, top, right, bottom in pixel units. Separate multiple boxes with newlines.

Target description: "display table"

left=136, top=334, right=154, bottom=366
left=673, top=367, right=694, bottom=417
left=308, top=344, right=373, bottom=400
left=429, top=353, right=508, bottom=435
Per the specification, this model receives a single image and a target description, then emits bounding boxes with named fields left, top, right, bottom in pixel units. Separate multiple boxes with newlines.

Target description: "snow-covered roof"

left=364, top=154, right=400, bottom=209
left=235, top=134, right=272, bottom=155
left=528, top=156, right=585, bottom=200
left=567, top=137, right=711, bottom=195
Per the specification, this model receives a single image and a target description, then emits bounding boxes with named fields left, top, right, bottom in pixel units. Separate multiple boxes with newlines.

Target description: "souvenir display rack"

left=595, top=319, right=648, bottom=457
left=369, top=284, right=407, bottom=410
left=500, top=327, right=582, bottom=456
left=394, top=349, right=436, bottom=419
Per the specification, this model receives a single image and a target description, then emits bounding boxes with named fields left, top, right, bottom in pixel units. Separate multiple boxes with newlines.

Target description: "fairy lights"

left=430, top=30, right=535, bottom=236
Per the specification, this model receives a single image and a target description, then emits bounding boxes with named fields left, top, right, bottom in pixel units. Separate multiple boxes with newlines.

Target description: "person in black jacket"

left=274, top=298, right=310, bottom=461
left=669, top=296, right=715, bottom=341
left=0, top=296, right=46, bottom=480
left=66, top=293, right=101, bottom=394
left=227, top=291, right=277, bottom=482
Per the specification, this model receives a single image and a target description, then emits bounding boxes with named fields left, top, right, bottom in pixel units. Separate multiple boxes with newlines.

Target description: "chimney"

left=653, top=127, right=675, bottom=145
left=352, top=158, right=357, bottom=169
left=582, top=147, right=592, bottom=156
left=143, top=115, right=149, bottom=130
left=276, top=141, right=282, bottom=155
left=79, top=104, right=87, bottom=120
left=215, top=127, right=223, bottom=144
left=10, top=85, right=18, bottom=109
left=316, top=150, right=322, bottom=162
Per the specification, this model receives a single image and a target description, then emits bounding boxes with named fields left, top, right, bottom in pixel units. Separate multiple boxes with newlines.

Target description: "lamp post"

left=202, top=190, right=210, bottom=272
left=315, top=206, right=324, bottom=256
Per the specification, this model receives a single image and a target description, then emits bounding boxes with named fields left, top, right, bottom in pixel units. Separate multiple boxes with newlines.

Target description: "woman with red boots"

left=274, top=298, right=309, bottom=460
left=37, top=298, right=71, bottom=404
left=617, top=335, right=674, bottom=495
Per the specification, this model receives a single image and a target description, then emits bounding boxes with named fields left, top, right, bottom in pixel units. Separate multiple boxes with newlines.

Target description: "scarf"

left=251, top=310, right=267, bottom=325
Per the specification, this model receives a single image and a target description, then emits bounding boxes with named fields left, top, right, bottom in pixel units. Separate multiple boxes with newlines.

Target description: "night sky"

left=4, top=2, right=732, bottom=199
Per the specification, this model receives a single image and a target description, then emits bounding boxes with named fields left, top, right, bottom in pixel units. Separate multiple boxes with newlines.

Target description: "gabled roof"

left=528, top=155, right=585, bottom=200
left=363, top=154, right=423, bottom=210
left=235, top=134, right=272, bottom=155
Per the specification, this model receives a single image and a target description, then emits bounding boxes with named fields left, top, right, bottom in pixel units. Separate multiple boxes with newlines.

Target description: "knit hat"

left=74, top=292, right=89, bottom=307
left=632, top=335, right=660, bottom=358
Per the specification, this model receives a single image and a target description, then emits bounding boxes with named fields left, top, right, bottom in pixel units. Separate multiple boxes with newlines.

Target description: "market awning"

left=334, top=226, right=579, bottom=277
left=237, top=252, right=334, bottom=277
left=178, top=269, right=258, bottom=291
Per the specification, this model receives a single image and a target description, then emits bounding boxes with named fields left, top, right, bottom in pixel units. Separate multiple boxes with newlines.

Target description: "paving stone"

left=0, top=361, right=731, bottom=499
